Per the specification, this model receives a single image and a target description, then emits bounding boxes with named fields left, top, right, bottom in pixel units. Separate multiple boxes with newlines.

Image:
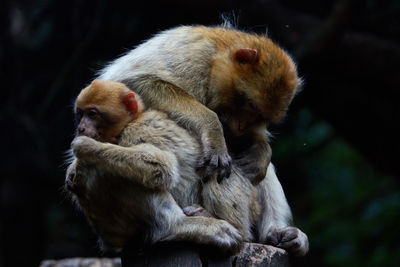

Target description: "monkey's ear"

left=122, top=92, right=138, bottom=115
left=234, top=48, right=258, bottom=64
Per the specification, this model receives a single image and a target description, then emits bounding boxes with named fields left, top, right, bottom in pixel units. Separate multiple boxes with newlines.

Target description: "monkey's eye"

left=87, top=108, right=98, bottom=119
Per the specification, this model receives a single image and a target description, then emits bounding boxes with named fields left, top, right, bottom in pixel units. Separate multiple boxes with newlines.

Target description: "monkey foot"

left=265, top=227, right=309, bottom=257
left=183, top=204, right=213, bottom=218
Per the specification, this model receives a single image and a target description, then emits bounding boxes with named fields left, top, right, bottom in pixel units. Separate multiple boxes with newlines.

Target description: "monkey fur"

left=68, top=80, right=242, bottom=252
left=67, top=80, right=308, bottom=256
left=98, top=25, right=301, bottom=185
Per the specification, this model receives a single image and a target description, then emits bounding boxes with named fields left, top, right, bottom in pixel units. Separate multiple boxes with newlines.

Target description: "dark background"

left=1, top=0, right=399, bottom=266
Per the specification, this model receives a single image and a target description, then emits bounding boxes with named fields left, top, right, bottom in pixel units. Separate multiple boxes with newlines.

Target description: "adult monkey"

left=98, top=25, right=308, bottom=255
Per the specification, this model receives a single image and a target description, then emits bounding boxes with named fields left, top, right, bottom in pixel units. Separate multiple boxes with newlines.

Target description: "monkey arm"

left=124, top=76, right=231, bottom=182
left=256, top=164, right=309, bottom=256
left=71, top=136, right=177, bottom=190
left=232, top=130, right=271, bottom=185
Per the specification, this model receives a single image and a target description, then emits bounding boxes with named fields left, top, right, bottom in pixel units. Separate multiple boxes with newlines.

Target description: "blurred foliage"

left=272, top=109, right=400, bottom=266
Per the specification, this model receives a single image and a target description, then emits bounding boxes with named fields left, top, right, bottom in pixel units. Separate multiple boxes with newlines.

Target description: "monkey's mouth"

left=229, top=113, right=263, bottom=136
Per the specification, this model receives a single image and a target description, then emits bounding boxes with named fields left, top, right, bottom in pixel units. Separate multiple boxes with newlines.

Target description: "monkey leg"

left=201, top=172, right=258, bottom=241
left=147, top=193, right=242, bottom=253
left=256, top=164, right=309, bottom=256
left=256, top=164, right=292, bottom=236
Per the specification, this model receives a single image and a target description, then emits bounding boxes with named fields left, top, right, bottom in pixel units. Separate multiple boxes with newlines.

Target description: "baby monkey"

left=66, top=80, right=308, bottom=256
left=66, top=80, right=242, bottom=252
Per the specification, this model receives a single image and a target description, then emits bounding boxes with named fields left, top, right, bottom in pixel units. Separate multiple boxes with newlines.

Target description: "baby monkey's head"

left=74, top=80, right=144, bottom=143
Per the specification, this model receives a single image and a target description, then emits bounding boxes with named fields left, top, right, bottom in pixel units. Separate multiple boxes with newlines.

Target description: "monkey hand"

left=265, top=227, right=309, bottom=257
left=233, top=153, right=268, bottom=185
left=65, top=159, right=94, bottom=195
left=71, top=136, right=101, bottom=161
left=65, top=161, right=78, bottom=193
left=183, top=204, right=213, bottom=218
left=233, top=138, right=271, bottom=185
left=198, top=130, right=232, bottom=183
left=186, top=218, right=242, bottom=254
left=210, top=220, right=243, bottom=254
left=142, top=154, right=176, bottom=190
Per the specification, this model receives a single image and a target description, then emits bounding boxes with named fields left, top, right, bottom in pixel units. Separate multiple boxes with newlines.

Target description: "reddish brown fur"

left=195, top=26, right=300, bottom=124
left=76, top=80, right=143, bottom=143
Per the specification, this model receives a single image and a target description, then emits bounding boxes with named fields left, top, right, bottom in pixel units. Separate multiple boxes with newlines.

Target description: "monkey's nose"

left=78, top=127, right=85, bottom=134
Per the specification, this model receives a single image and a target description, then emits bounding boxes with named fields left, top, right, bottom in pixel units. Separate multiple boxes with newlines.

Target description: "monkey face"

left=219, top=93, right=263, bottom=137
left=75, top=107, right=102, bottom=140
left=74, top=80, right=144, bottom=144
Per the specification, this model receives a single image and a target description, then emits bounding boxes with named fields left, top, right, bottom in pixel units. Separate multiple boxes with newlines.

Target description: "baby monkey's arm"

left=72, top=136, right=177, bottom=190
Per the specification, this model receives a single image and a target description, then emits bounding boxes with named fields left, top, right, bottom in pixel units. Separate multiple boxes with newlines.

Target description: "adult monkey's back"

left=99, top=25, right=308, bottom=256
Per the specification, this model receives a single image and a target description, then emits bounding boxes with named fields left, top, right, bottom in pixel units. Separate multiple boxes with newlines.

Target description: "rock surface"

left=39, top=257, right=121, bottom=267
left=235, top=243, right=289, bottom=266
left=40, top=242, right=289, bottom=267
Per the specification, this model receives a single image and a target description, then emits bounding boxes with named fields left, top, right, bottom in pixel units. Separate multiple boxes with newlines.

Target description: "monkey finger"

left=232, top=152, right=249, bottom=161
left=218, top=166, right=231, bottom=183
left=209, top=155, right=219, bottom=168
left=277, top=239, right=307, bottom=257
left=196, top=153, right=215, bottom=169
left=277, top=239, right=300, bottom=250
left=183, top=205, right=214, bottom=217
left=217, top=174, right=225, bottom=184
left=268, top=227, right=309, bottom=256
left=222, top=154, right=232, bottom=172
left=201, top=152, right=232, bottom=182
left=183, top=205, right=203, bottom=216
left=196, top=158, right=206, bottom=172
left=265, top=228, right=281, bottom=246
left=204, top=167, right=217, bottom=182
left=233, top=157, right=252, bottom=167
left=195, top=158, right=209, bottom=182
left=280, top=227, right=300, bottom=243
left=217, top=159, right=232, bottom=183
left=202, top=154, right=221, bottom=180
left=216, top=168, right=229, bottom=183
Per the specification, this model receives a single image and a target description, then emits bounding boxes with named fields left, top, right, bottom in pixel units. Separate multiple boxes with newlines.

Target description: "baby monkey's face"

left=74, top=80, right=142, bottom=144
